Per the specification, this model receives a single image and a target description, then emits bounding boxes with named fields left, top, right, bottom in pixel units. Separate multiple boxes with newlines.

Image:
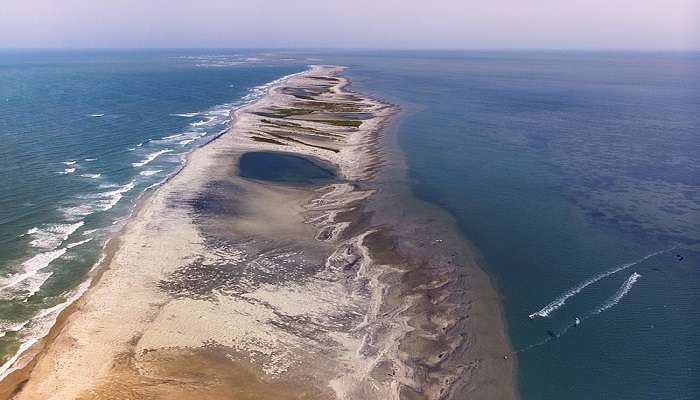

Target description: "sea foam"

left=93, top=180, right=137, bottom=211
left=26, top=221, right=84, bottom=249
left=0, top=248, right=67, bottom=291
left=61, top=180, right=137, bottom=219
left=139, top=170, right=162, bottom=177
left=190, top=118, right=214, bottom=127
left=66, top=238, right=93, bottom=249
left=132, top=149, right=172, bottom=167
left=0, top=279, right=91, bottom=380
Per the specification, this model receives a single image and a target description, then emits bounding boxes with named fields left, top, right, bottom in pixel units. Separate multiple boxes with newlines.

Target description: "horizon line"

left=0, top=47, right=698, bottom=53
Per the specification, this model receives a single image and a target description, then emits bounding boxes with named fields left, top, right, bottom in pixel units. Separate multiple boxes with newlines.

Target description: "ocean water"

left=332, top=51, right=700, bottom=399
left=1, top=50, right=698, bottom=399
left=0, top=49, right=306, bottom=373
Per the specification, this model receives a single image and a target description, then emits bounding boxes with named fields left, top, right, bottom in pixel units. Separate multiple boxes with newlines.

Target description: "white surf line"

left=518, top=271, right=644, bottom=353
left=66, top=238, right=93, bottom=248
left=160, top=133, right=183, bottom=140
left=0, top=248, right=67, bottom=291
left=528, top=246, right=674, bottom=319
left=131, top=149, right=172, bottom=167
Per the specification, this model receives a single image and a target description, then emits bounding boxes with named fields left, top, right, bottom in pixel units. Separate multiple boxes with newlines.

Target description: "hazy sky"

left=1, top=0, right=697, bottom=50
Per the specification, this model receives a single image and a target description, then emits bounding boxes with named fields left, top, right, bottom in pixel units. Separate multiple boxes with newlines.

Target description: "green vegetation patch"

left=250, top=136, right=287, bottom=145
left=291, top=101, right=368, bottom=113
left=271, top=107, right=312, bottom=117
left=254, top=107, right=311, bottom=119
left=310, top=76, right=340, bottom=82
left=260, top=118, right=302, bottom=128
left=317, top=120, right=363, bottom=128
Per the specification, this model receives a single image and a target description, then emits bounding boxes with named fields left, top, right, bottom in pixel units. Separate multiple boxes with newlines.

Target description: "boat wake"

left=528, top=247, right=673, bottom=319
left=518, top=271, right=643, bottom=353
left=591, top=272, right=642, bottom=315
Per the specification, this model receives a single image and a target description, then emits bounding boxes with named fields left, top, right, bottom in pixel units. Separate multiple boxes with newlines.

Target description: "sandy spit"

left=1, top=65, right=515, bottom=400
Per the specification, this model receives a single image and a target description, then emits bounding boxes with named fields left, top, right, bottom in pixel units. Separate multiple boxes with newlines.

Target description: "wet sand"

left=1, top=65, right=515, bottom=399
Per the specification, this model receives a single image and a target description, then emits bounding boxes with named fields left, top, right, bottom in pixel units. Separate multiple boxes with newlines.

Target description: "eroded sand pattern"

left=4, top=66, right=514, bottom=399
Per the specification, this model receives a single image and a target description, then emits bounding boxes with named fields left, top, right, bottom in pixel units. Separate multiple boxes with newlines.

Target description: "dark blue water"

left=238, top=151, right=337, bottom=185
left=331, top=51, right=700, bottom=400
left=0, top=49, right=306, bottom=371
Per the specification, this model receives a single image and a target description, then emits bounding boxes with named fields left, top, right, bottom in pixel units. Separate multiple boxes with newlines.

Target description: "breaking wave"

left=24, top=222, right=84, bottom=250
left=66, top=238, right=93, bottom=249
left=61, top=180, right=137, bottom=219
left=0, top=248, right=67, bottom=292
left=132, top=149, right=173, bottom=167
left=139, top=170, right=162, bottom=177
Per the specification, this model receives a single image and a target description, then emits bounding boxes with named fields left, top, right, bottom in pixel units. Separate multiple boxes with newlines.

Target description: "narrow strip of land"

left=2, top=65, right=514, bottom=400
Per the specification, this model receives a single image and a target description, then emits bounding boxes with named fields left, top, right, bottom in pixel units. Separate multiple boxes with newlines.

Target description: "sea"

left=1, top=49, right=698, bottom=399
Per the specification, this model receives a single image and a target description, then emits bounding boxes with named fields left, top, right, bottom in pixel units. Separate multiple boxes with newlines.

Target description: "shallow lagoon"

left=238, top=151, right=338, bottom=185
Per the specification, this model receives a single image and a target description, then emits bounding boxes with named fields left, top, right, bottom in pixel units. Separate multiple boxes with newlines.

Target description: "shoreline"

left=359, top=101, right=517, bottom=399
left=0, top=67, right=309, bottom=393
left=0, top=67, right=308, bottom=390
left=1, top=65, right=515, bottom=399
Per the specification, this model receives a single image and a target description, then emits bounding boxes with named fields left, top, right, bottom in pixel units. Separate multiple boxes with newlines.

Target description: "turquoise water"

left=0, top=49, right=305, bottom=370
left=334, top=51, right=700, bottom=399
left=1, top=50, right=698, bottom=399
left=238, top=151, right=337, bottom=185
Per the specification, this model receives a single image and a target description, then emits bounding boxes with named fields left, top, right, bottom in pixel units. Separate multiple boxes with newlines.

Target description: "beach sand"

left=1, top=65, right=515, bottom=399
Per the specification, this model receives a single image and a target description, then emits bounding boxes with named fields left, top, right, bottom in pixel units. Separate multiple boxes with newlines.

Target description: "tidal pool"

left=238, top=151, right=338, bottom=185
